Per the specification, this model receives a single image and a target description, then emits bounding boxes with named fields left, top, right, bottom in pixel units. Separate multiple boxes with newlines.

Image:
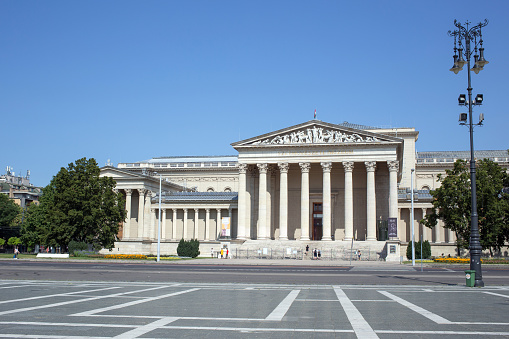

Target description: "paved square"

left=1, top=280, right=508, bottom=338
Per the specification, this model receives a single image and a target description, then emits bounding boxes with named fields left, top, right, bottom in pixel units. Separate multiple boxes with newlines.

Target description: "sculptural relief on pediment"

left=249, top=125, right=380, bottom=146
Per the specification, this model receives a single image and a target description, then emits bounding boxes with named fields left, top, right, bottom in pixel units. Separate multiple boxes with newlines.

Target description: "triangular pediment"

left=100, top=166, right=145, bottom=179
left=232, top=120, right=400, bottom=148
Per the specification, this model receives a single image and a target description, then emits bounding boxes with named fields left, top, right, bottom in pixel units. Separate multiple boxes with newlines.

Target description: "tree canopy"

left=422, top=159, right=509, bottom=255
left=21, top=157, right=126, bottom=250
left=0, top=193, right=21, bottom=239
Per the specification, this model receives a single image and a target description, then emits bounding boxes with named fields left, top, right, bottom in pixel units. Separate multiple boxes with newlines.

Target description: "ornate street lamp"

left=448, top=19, right=488, bottom=287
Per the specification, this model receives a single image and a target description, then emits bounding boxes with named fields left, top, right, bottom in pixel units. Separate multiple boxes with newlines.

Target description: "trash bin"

left=465, top=270, right=476, bottom=287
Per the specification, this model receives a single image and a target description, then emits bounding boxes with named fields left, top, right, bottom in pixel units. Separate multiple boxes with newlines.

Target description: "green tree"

left=0, top=193, right=22, bottom=239
left=0, top=238, right=5, bottom=247
left=22, top=157, right=126, bottom=250
left=20, top=203, right=49, bottom=250
left=422, top=159, right=509, bottom=256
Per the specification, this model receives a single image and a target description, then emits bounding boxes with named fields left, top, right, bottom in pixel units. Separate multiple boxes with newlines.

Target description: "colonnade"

left=237, top=160, right=400, bottom=241
left=121, top=188, right=234, bottom=241
left=399, top=207, right=456, bottom=244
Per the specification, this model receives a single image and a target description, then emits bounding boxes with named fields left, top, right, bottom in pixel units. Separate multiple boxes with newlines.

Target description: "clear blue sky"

left=1, top=1, right=508, bottom=187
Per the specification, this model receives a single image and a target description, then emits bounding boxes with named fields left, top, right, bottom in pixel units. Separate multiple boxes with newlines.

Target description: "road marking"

left=0, top=335, right=110, bottom=339
left=112, top=317, right=178, bottom=338
left=265, top=289, right=300, bottom=321
left=484, top=291, right=509, bottom=299
left=378, top=291, right=451, bottom=324
left=334, top=287, right=379, bottom=338
left=0, top=321, right=136, bottom=328
left=73, top=288, right=200, bottom=316
left=0, top=286, right=120, bottom=305
left=0, top=285, right=169, bottom=316
left=376, top=330, right=509, bottom=336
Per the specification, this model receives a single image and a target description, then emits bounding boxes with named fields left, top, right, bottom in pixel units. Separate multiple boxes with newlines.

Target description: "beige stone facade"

left=100, top=120, right=509, bottom=258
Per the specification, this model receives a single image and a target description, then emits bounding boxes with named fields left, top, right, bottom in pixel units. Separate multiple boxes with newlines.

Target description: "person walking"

left=357, top=250, right=361, bottom=261
left=14, top=247, right=19, bottom=259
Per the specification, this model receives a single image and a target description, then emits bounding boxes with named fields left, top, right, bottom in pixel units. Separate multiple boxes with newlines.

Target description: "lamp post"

left=448, top=19, right=488, bottom=287
left=155, top=172, right=162, bottom=263
left=411, top=168, right=415, bottom=266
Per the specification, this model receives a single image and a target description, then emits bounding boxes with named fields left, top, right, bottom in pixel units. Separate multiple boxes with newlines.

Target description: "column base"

left=300, top=236, right=310, bottom=241
left=366, top=237, right=377, bottom=241
left=278, top=236, right=288, bottom=241
left=321, top=237, right=332, bottom=241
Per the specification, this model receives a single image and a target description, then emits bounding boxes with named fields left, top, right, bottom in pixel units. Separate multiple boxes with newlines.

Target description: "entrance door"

left=312, top=203, right=323, bottom=240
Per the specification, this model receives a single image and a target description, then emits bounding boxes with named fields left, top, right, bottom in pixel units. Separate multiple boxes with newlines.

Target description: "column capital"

left=365, top=161, right=377, bottom=172
left=138, top=188, right=147, bottom=195
left=205, top=208, right=210, bottom=213
left=145, top=190, right=152, bottom=198
left=183, top=208, right=188, bottom=212
left=342, top=161, right=354, bottom=172
left=299, top=162, right=311, bottom=173
left=387, top=160, right=399, bottom=172
left=238, top=163, right=248, bottom=174
left=320, top=162, right=332, bottom=173
left=257, top=163, right=268, bottom=173
left=172, top=208, right=177, bottom=213
left=125, top=188, right=132, bottom=196
left=278, top=162, right=289, bottom=173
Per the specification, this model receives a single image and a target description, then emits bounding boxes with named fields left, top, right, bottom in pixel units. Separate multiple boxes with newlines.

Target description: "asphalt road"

left=1, top=259, right=508, bottom=285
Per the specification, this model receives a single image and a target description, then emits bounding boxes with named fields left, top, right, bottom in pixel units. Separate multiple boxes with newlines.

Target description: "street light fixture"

left=448, top=19, right=488, bottom=287
left=154, top=172, right=162, bottom=263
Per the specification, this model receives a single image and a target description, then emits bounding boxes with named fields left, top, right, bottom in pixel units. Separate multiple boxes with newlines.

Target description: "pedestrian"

left=14, top=247, right=19, bottom=259
left=220, top=248, right=224, bottom=259
left=226, top=248, right=229, bottom=258
left=305, top=245, right=309, bottom=255
left=313, top=249, right=317, bottom=259
left=211, top=248, right=214, bottom=258
left=357, top=250, right=361, bottom=261
left=318, top=249, right=321, bottom=259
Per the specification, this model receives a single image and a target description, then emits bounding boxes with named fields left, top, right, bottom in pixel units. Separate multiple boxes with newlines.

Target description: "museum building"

left=100, top=120, right=509, bottom=258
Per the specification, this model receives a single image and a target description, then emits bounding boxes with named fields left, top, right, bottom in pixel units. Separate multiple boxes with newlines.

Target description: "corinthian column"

left=172, top=208, right=177, bottom=240
left=161, top=209, right=166, bottom=240
left=257, top=163, right=268, bottom=239
left=137, top=188, right=146, bottom=239
left=205, top=208, right=210, bottom=240
left=299, top=163, right=310, bottom=240
left=387, top=160, right=399, bottom=240
left=278, top=162, right=289, bottom=240
left=144, top=191, right=153, bottom=240
left=124, top=189, right=132, bottom=240
left=237, top=163, right=248, bottom=240
left=343, top=162, right=354, bottom=241
left=194, top=208, right=200, bottom=239
left=365, top=161, right=377, bottom=241
left=321, top=162, right=332, bottom=241
left=183, top=208, right=189, bottom=239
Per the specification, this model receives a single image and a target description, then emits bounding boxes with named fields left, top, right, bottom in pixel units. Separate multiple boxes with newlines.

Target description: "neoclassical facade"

left=100, top=120, right=509, bottom=257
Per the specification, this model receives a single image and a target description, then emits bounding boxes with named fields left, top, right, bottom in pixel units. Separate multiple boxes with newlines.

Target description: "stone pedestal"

left=384, top=240, right=401, bottom=262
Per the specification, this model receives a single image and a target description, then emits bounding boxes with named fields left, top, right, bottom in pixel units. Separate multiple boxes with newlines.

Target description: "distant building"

left=100, top=120, right=509, bottom=258
left=0, top=167, right=42, bottom=208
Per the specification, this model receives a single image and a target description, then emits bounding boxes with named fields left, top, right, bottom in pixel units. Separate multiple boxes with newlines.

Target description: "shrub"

left=177, top=239, right=200, bottom=258
left=68, top=241, right=88, bottom=256
left=406, top=240, right=431, bottom=260
left=7, top=237, right=22, bottom=246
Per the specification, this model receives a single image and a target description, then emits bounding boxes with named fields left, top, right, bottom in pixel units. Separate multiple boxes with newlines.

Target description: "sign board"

left=221, top=217, right=231, bottom=237
left=388, top=217, right=397, bottom=238
left=390, top=245, right=396, bottom=254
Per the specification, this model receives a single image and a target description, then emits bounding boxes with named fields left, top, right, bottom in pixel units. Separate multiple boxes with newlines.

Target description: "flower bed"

left=104, top=254, right=147, bottom=260
left=433, top=257, right=483, bottom=264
